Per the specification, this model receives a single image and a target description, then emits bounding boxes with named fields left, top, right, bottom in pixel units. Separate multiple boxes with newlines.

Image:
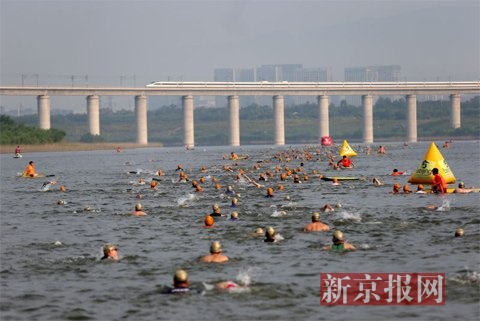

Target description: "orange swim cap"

left=204, top=215, right=214, bottom=226
left=59, top=186, right=66, bottom=192
left=215, top=183, right=221, bottom=190
left=403, top=184, right=410, bottom=192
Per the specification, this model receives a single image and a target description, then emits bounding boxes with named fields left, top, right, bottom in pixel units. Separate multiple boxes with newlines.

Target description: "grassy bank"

left=0, top=142, right=163, bottom=154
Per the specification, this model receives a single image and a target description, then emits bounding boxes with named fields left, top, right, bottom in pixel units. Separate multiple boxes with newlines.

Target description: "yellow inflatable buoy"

left=408, top=142, right=456, bottom=184
left=339, top=140, right=357, bottom=157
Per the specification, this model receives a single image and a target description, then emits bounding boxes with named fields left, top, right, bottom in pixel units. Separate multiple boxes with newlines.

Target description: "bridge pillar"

left=87, top=95, right=100, bottom=135
left=273, top=95, right=285, bottom=146
left=406, top=94, right=417, bottom=143
left=450, top=94, right=461, bottom=128
left=37, top=95, right=51, bottom=129
left=362, top=95, right=373, bottom=144
left=135, top=95, right=148, bottom=144
left=183, top=95, right=194, bottom=149
left=318, top=95, right=329, bottom=141
left=228, top=95, right=240, bottom=146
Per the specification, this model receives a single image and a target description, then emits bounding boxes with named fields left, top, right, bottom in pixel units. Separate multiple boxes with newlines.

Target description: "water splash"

left=436, top=199, right=451, bottom=211
left=176, top=193, right=197, bottom=207
left=334, top=210, right=362, bottom=222
left=271, top=210, right=287, bottom=217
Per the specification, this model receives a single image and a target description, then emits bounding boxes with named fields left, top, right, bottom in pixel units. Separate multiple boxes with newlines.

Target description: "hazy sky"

left=0, top=0, right=479, bottom=110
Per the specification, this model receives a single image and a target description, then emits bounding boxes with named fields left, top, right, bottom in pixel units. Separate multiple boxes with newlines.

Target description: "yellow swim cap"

left=255, top=227, right=264, bottom=235
left=455, top=228, right=465, bottom=237
left=333, top=230, right=344, bottom=241
left=135, top=203, right=143, bottom=211
left=266, top=226, right=275, bottom=238
left=312, top=212, right=320, bottom=222
left=212, top=203, right=220, bottom=211
left=174, top=269, right=188, bottom=283
left=231, top=211, right=239, bottom=219
left=210, top=241, right=222, bottom=253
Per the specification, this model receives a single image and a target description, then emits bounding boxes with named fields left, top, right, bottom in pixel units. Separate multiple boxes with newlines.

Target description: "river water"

left=1, top=141, right=479, bottom=321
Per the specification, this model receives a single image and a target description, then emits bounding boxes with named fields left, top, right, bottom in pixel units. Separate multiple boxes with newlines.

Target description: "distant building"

left=345, top=65, right=402, bottom=82
left=344, top=65, right=403, bottom=105
left=214, top=67, right=256, bottom=107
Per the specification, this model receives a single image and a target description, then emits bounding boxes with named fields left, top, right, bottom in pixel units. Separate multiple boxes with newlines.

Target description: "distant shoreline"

left=0, top=142, right=163, bottom=154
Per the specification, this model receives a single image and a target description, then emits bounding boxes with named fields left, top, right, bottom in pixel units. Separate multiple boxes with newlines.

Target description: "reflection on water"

left=1, top=141, right=479, bottom=320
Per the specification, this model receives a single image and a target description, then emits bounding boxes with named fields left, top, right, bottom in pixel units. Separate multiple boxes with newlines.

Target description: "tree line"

left=2, top=96, right=479, bottom=146
left=0, top=115, right=66, bottom=145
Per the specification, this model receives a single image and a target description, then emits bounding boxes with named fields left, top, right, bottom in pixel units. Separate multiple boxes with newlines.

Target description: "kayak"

left=321, top=176, right=360, bottom=181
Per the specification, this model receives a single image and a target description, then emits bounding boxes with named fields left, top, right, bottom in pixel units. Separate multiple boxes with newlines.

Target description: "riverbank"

left=0, top=142, right=163, bottom=154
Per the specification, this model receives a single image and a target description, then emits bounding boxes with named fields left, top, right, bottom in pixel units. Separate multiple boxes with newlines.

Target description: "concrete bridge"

left=1, top=81, right=479, bottom=147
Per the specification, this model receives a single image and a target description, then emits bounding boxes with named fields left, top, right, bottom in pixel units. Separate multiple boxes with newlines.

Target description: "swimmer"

left=265, top=187, right=274, bottom=198
left=391, top=169, right=404, bottom=176
left=251, top=227, right=264, bottom=237
left=178, top=170, right=189, bottom=182
left=323, top=230, right=356, bottom=251
left=455, top=228, right=465, bottom=237
left=150, top=180, right=157, bottom=189
left=332, top=178, right=340, bottom=186
left=304, top=212, right=330, bottom=232
left=59, top=185, right=66, bottom=192
left=403, top=184, right=412, bottom=194
left=264, top=226, right=277, bottom=242
left=372, top=177, right=384, bottom=186
left=215, top=280, right=243, bottom=290
left=293, top=174, right=302, bottom=184
left=320, top=204, right=335, bottom=213
left=195, top=185, right=203, bottom=192
left=230, top=198, right=238, bottom=207
left=225, top=186, right=235, bottom=195
left=230, top=211, right=239, bottom=221
left=454, top=182, right=474, bottom=194
left=210, top=203, right=224, bottom=217
left=101, top=243, right=119, bottom=261
left=377, top=145, right=386, bottom=154
left=392, top=183, right=401, bottom=194
left=40, top=180, right=57, bottom=191
left=203, top=215, right=215, bottom=228
left=201, top=241, right=229, bottom=263
left=132, top=203, right=147, bottom=216
left=416, top=184, right=426, bottom=194
left=166, top=269, right=191, bottom=294
left=57, top=199, right=65, bottom=205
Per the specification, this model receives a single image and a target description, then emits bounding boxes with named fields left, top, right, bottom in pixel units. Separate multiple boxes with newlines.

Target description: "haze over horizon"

left=1, top=0, right=479, bottom=112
